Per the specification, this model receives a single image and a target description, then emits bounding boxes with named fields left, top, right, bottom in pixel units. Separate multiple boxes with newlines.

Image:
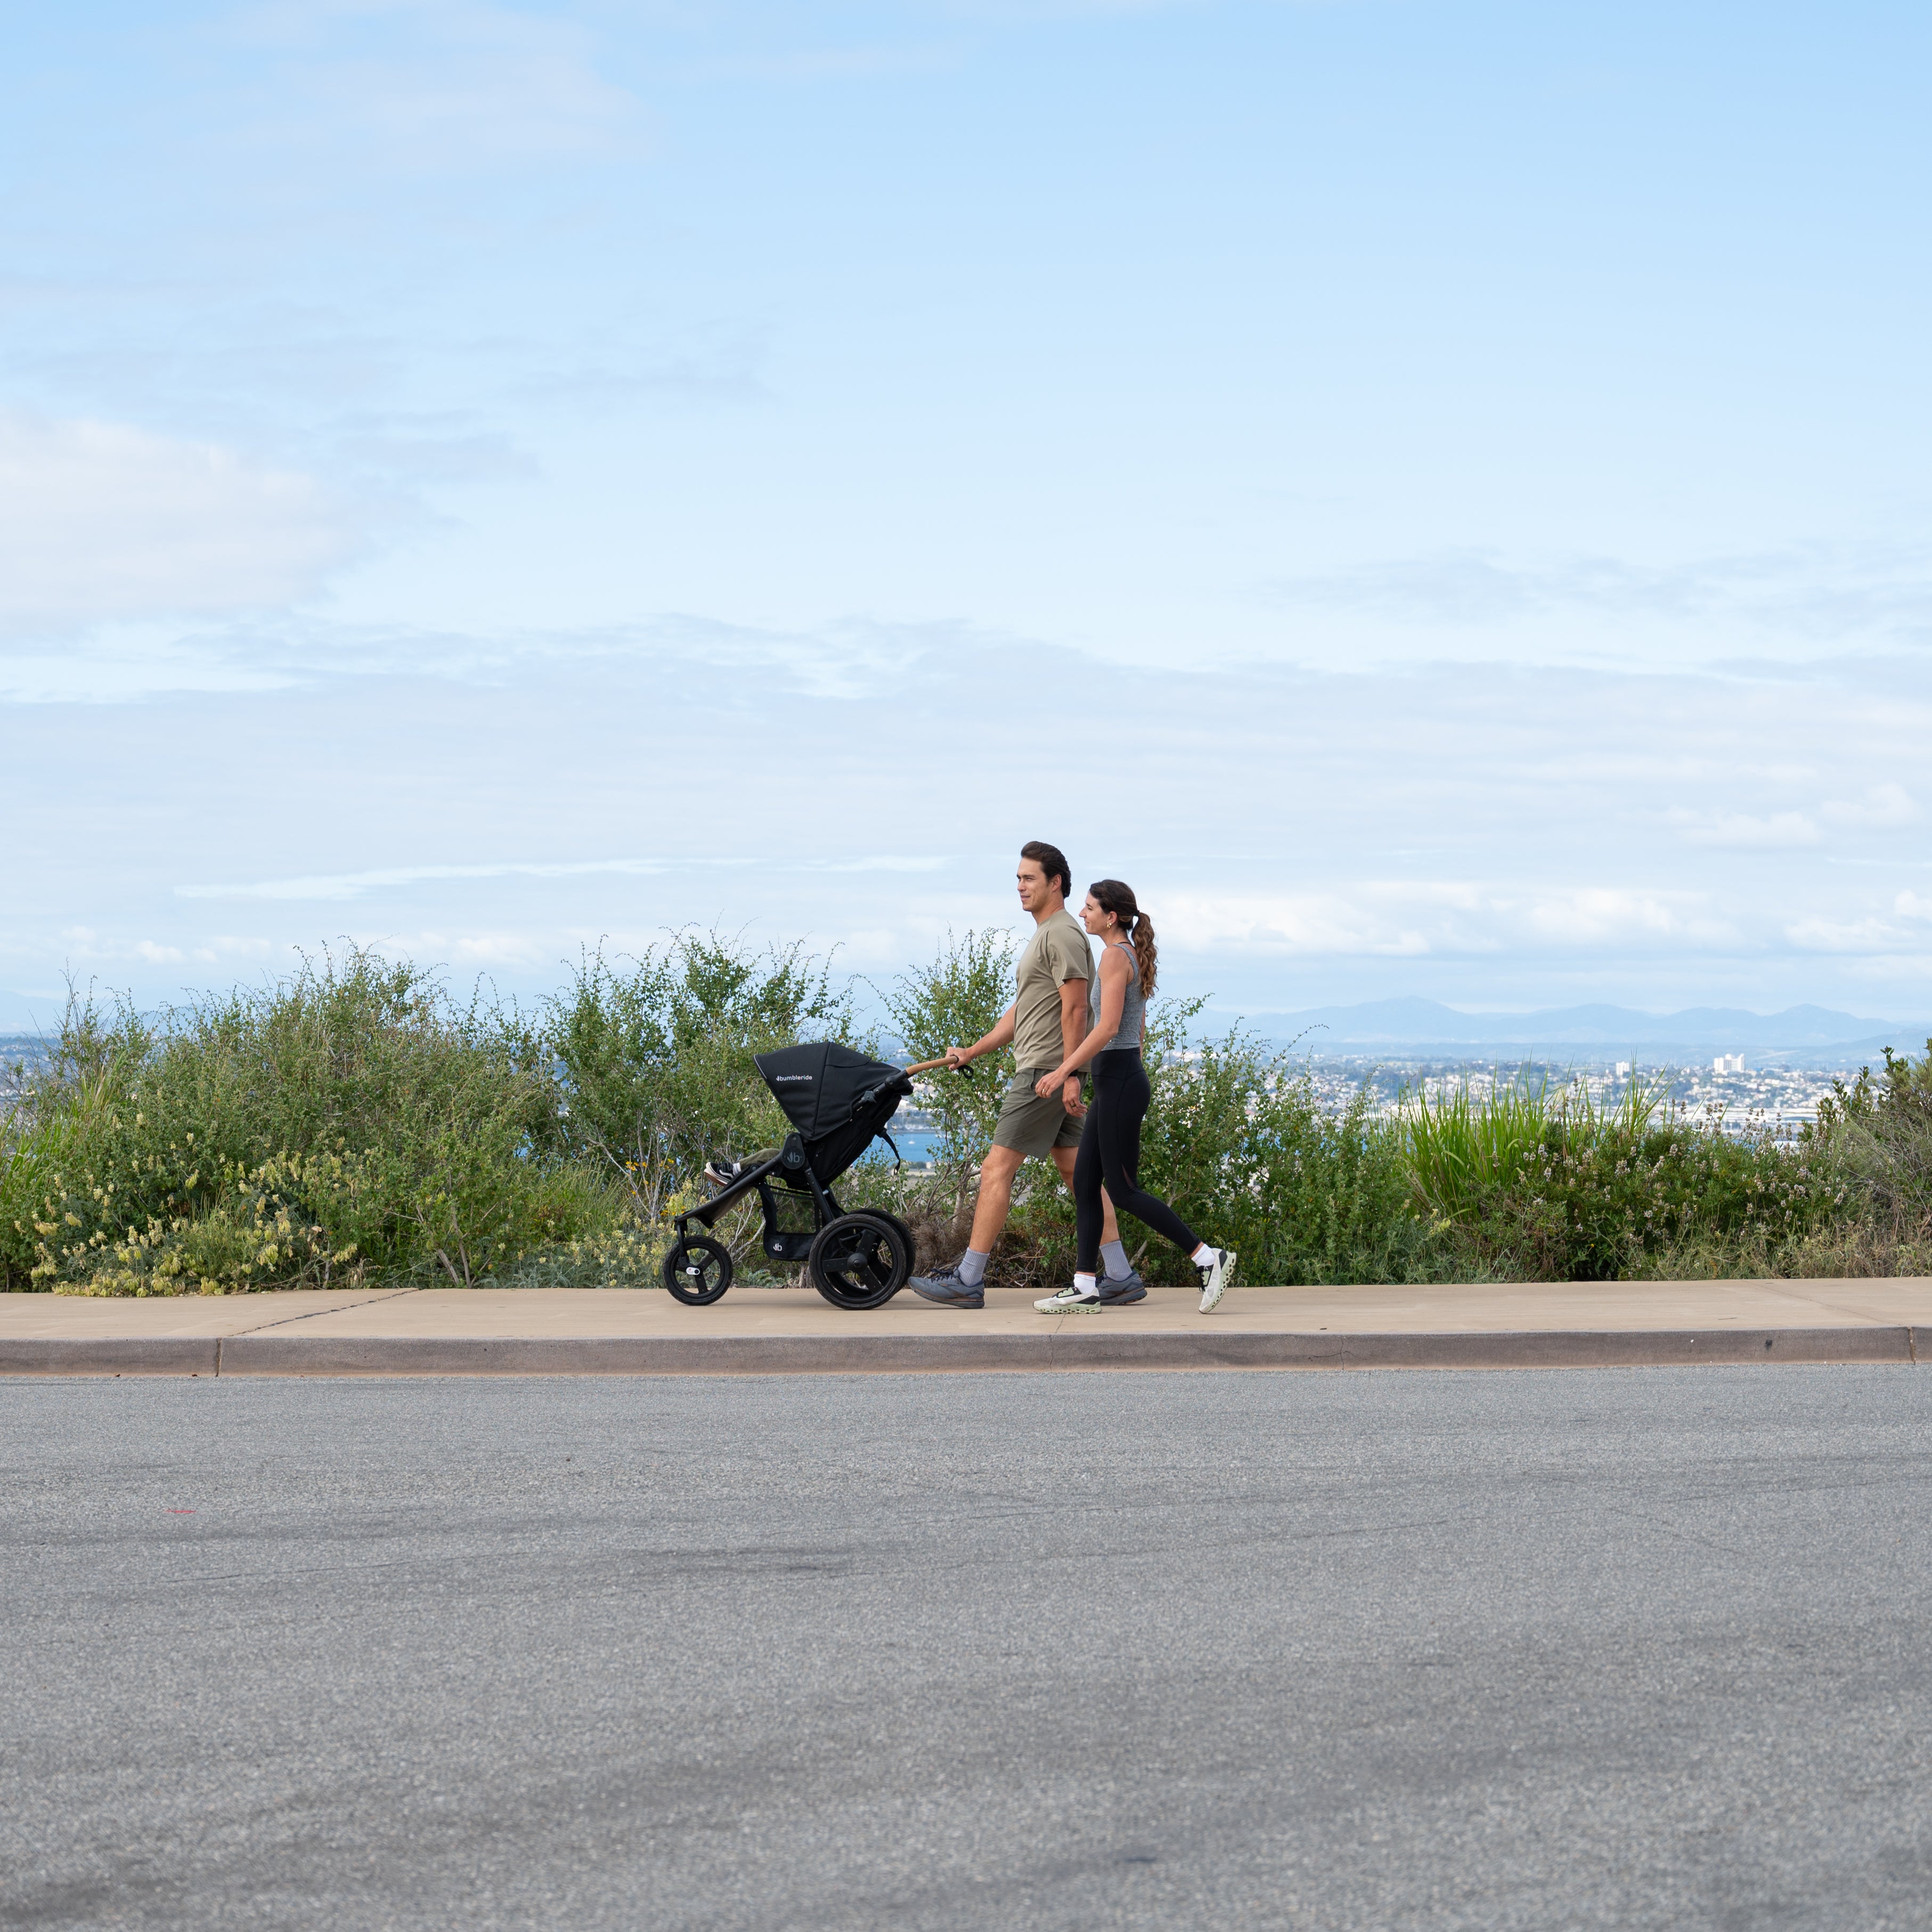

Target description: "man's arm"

left=945, top=1002, right=1016, bottom=1069
left=1057, top=978, right=1088, bottom=1112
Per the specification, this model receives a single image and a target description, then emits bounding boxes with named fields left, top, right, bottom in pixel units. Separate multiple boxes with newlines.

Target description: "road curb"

left=0, top=1338, right=221, bottom=1376
left=0, top=1325, right=1917, bottom=1376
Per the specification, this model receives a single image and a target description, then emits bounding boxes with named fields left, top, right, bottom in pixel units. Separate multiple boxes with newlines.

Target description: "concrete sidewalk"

left=1, top=1277, right=1926, bottom=1374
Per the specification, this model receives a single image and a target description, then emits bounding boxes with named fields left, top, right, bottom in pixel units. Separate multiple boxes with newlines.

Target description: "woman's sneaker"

left=1197, top=1247, right=1237, bottom=1313
left=1034, top=1283, right=1104, bottom=1313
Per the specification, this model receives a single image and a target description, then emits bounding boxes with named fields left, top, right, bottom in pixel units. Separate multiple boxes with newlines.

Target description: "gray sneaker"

left=1097, top=1270, right=1147, bottom=1305
left=910, top=1261, right=984, bottom=1309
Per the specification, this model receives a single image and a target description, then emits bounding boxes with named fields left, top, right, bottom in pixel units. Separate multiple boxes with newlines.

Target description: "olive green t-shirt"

left=1010, top=910, right=1093, bottom=1071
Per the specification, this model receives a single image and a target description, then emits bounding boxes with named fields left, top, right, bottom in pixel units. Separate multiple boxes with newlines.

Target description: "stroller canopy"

left=754, top=1041, right=914, bottom=1182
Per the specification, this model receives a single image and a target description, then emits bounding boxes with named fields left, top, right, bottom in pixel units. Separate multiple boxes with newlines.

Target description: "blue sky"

left=5, top=0, right=1930, bottom=1030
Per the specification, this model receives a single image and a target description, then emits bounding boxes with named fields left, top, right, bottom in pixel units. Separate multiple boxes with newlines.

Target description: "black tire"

left=809, top=1212, right=909, bottom=1310
left=856, top=1208, right=917, bottom=1272
left=662, top=1234, right=733, bottom=1306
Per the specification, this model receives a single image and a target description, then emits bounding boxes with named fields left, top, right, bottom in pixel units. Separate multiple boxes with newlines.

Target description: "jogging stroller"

left=661, top=1041, right=922, bottom=1310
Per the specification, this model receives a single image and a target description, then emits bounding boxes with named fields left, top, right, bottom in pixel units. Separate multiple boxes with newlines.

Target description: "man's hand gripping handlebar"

left=904, top=1054, right=974, bottom=1079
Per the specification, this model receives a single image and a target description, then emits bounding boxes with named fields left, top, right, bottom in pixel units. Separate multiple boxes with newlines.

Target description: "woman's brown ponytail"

left=1088, top=879, right=1158, bottom=998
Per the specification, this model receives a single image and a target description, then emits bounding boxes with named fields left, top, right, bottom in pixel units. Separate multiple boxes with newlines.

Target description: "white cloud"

left=228, top=0, right=638, bottom=168
left=1672, top=810, right=1822, bottom=850
left=8, top=621, right=1932, bottom=1021
left=1161, top=892, right=1437, bottom=957
left=1786, top=916, right=1904, bottom=953
left=1266, top=543, right=1932, bottom=650
left=175, top=852, right=947, bottom=901
left=1822, top=783, right=1920, bottom=829
left=1895, top=891, right=1932, bottom=922
left=0, top=415, right=355, bottom=637
left=1518, top=888, right=1715, bottom=947
left=179, top=858, right=683, bottom=902
left=1154, top=883, right=1723, bottom=960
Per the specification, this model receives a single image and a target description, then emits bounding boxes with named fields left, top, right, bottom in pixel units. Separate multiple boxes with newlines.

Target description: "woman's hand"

left=1033, top=1068, right=1066, bottom=1099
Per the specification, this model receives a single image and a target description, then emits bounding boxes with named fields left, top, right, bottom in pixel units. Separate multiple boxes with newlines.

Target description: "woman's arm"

left=1033, top=950, right=1130, bottom=1096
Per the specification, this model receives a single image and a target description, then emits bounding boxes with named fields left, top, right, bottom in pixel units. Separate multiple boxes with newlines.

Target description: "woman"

left=1031, top=881, right=1237, bottom=1314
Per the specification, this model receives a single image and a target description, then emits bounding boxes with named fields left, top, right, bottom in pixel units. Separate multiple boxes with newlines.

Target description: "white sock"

left=1192, top=1243, right=1216, bottom=1267
left=1072, top=1271, right=1097, bottom=1292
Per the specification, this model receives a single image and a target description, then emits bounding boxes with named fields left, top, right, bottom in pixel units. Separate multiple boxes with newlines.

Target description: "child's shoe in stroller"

left=909, top=1260, right=984, bottom=1309
left=703, top=1150, right=777, bottom=1191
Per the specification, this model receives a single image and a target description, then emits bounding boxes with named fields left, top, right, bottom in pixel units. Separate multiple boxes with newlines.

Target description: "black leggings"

left=1074, top=1050, right=1200, bottom=1273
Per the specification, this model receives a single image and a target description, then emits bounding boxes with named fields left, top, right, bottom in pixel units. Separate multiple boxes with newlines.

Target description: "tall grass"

left=1401, top=1069, right=1839, bottom=1281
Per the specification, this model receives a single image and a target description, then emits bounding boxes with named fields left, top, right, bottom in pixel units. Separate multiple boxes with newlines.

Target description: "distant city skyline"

left=5, top=2, right=1929, bottom=1029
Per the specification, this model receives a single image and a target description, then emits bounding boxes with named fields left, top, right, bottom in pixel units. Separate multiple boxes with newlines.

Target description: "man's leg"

left=968, top=1144, right=1028, bottom=1253
left=1049, top=1145, right=1119, bottom=1247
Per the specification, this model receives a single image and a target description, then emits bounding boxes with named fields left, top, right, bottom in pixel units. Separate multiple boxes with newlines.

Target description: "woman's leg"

left=1072, top=1096, right=1108, bottom=1275
left=1091, top=1056, right=1202, bottom=1256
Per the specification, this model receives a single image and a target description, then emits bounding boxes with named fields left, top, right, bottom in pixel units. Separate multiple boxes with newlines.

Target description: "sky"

left=4, top=0, right=1930, bottom=1033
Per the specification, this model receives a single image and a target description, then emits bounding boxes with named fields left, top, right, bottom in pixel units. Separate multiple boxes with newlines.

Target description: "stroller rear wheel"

left=663, top=1233, right=733, bottom=1305
left=857, top=1208, right=917, bottom=1269
left=809, top=1212, right=909, bottom=1310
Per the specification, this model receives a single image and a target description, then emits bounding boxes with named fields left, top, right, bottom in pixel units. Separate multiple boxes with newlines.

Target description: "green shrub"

left=5, top=951, right=619, bottom=1293
left=547, top=933, right=861, bottom=1263
left=1401, top=1071, right=1835, bottom=1281
left=7, top=931, right=1923, bottom=1294
left=1810, top=1042, right=1932, bottom=1239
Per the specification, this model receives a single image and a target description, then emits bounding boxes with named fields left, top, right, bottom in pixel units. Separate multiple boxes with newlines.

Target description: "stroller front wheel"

left=663, top=1234, right=733, bottom=1306
left=809, top=1212, right=910, bottom=1310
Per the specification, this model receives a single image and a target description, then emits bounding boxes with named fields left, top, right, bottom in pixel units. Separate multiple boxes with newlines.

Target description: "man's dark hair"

left=1019, top=840, right=1072, bottom=899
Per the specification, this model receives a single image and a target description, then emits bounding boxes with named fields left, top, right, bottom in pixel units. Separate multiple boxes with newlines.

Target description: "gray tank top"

left=1089, top=939, right=1146, bottom=1053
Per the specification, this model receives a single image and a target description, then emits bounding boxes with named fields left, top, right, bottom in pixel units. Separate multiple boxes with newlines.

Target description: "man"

left=910, top=840, right=1140, bottom=1310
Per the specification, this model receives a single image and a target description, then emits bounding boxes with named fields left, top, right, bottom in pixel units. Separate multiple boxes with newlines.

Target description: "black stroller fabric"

left=754, top=1042, right=914, bottom=1181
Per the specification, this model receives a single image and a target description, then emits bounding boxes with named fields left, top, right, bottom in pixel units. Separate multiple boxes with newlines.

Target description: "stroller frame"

left=661, top=1040, right=919, bottom=1310
left=679, top=1131, right=845, bottom=1265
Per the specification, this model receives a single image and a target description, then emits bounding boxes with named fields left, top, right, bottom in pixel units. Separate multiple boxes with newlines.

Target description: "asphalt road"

left=3, top=1368, right=1929, bottom=1931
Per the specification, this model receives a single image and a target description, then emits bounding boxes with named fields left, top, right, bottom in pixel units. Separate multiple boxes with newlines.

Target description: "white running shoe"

left=1034, top=1283, right=1104, bottom=1314
left=1197, top=1247, right=1236, bottom=1313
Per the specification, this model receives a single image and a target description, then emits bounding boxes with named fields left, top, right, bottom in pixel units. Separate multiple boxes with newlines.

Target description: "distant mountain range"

left=1250, top=999, right=1932, bottom=1060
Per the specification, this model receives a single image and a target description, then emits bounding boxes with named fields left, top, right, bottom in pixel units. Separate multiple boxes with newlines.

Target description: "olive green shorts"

left=990, top=1067, right=1084, bottom=1158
